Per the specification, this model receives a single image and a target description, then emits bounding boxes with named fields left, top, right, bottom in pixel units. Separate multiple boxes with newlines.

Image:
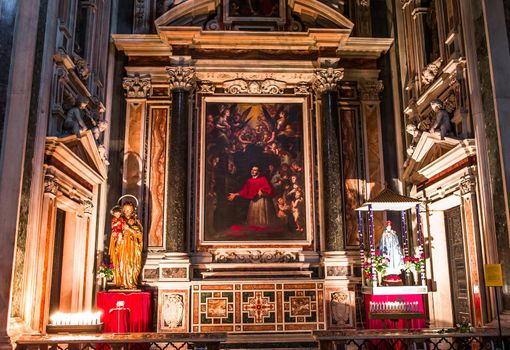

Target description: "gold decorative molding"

left=358, top=79, right=383, bottom=101
left=211, top=250, right=299, bottom=263
left=222, top=78, right=286, bottom=95
left=166, top=66, right=196, bottom=91
left=123, top=75, right=152, bottom=98
left=313, top=68, right=344, bottom=94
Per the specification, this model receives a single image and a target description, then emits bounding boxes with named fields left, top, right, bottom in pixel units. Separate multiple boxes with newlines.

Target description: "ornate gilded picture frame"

left=196, top=96, right=314, bottom=247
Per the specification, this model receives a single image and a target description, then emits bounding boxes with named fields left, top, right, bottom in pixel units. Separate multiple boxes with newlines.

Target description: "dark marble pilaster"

left=313, top=68, right=345, bottom=252
left=165, top=67, right=196, bottom=253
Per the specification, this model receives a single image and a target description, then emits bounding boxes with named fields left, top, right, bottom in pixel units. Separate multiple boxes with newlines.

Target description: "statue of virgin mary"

left=378, top=220, right=404, bottom=275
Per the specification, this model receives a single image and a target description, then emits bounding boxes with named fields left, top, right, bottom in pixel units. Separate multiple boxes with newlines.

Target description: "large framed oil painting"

left=197, top=96, right=314, bottom=246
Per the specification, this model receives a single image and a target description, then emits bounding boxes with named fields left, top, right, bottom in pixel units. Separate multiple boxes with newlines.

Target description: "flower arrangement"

left=455, top=318, right=474, bottom=333
left=384, top=275, right=402, bottom=282
left=373, top=250, right=390, bottom=274
left=404, top=256, right=424, bottom=272
left=363, top=259, right=373, bottom=279
left=98, top=264, right=114, bottom=281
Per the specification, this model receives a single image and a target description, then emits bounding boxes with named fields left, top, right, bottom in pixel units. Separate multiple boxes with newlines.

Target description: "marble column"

left=459, top=172, right=486, bottom=326
left=165, top=67, right=196, bottom=253
left=0, top=0, right=40, bottom=348
left=121, top=75, right=151, bottom=206
left=313, top=68, right=345, bottom=252
left=358, top=80, right=385, bottom=239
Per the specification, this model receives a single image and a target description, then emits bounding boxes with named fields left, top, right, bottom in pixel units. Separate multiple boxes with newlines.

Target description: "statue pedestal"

left=97, top=291, right=152, bottom=333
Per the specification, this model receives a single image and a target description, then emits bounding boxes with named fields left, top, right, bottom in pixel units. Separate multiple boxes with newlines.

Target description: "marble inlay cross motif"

left=243, top=292, right=275, bottom=323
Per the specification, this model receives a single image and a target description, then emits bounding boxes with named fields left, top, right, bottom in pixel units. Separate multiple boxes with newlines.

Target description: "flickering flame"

left=49, top=311, right=102, bottom=326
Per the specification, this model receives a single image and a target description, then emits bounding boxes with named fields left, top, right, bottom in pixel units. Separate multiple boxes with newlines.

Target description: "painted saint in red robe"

left=228, top=166, right=277, bottom=226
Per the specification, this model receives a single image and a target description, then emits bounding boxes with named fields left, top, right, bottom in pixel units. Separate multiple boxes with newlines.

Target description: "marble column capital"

left=166, top=66, right=197, bottom=92
left=358, top=79, right=384, bottom=101
left=123, top=74, right=152, bottom=98
left=312, top=68, right=344, bottom=94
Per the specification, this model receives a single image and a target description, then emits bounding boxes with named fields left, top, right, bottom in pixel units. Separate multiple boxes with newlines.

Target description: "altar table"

left=97, top=291, right=152, bottom=333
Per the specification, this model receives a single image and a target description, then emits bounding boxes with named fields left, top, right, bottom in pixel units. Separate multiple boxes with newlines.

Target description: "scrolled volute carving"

left=123, top=75, right=152, bottom=98
left=71, top=53, right=91, bottom=81
left=44, top=171, right=59, bottom=196
left=460, top=174, right=476, bottom=195
left=81, top=198, right=94, bottom=216
left=166, top=66, right=197, bottom=91
left=358, top=80, right=384, bottom=101
left=421, top=58, right=442, bottom=86
left=212, top=250, right=298, bottom=263
left=223, top=78, right=286, bottom=95
left=312, top=68, right=344, bottom=94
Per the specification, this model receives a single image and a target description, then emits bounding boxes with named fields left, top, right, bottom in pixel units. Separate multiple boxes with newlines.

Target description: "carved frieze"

left=294, top=82, right=311, bottom=95
left=211, top=250, right=298, bottom=263
left=223, top=78, right=286, bottom=94
left=166, top=66, right=197, bottom=91
left=312, top=68, right=344, bottom=94
left=198, top=80, right=216, bottom=93
left=123, top=75, right=152, bottom=98
left=358, top=80, right=383, bottom=101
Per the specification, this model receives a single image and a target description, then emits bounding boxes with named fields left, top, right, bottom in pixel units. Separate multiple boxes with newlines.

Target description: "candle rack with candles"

left=47, top=311, right=104, bottom=333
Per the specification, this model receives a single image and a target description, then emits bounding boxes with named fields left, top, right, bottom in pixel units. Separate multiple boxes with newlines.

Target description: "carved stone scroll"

left=211, top=250, right=298, bottom=263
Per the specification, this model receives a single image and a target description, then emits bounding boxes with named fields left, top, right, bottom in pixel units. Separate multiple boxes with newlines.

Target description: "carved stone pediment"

left=403, top=132, right=462, bottom=183
left=155, top=0, right=354, bottom=31
left=46, top=130, right=107, bottom=184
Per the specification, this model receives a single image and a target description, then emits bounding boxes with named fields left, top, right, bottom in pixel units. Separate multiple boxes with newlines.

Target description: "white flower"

left=98, top=272, right=105, bottom=279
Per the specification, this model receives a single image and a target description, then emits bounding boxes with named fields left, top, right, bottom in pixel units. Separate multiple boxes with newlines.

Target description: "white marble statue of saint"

left=378, top=220, right=404, bottom=275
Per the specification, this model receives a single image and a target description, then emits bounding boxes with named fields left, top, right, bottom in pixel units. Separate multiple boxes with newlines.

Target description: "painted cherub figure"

left=292, top=190, right=304, bottom=232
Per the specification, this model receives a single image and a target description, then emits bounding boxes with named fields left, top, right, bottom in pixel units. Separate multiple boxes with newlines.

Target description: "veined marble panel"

left=363, top=103, right=385, bottom=238
left=148, top=107, right=168, bottom=247
left=340, top=108, right=362, bottom=247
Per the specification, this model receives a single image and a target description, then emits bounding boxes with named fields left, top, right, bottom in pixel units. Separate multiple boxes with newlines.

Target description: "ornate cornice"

left=123, top=75, right=152, bottom=98
left=166, top=66, right=196, bottom=91
left=358, top=79, right=384, bottom=101
left=223, top=78, right=286, bottom=95
left=312, top=68, right=344, bottom=94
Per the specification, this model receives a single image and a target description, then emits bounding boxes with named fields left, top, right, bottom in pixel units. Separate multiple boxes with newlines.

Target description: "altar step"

left=223, top=333, right=317, bottom=350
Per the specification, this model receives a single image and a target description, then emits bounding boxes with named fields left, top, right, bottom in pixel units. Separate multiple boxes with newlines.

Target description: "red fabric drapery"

left=97, top=291, right=152, bottom=333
